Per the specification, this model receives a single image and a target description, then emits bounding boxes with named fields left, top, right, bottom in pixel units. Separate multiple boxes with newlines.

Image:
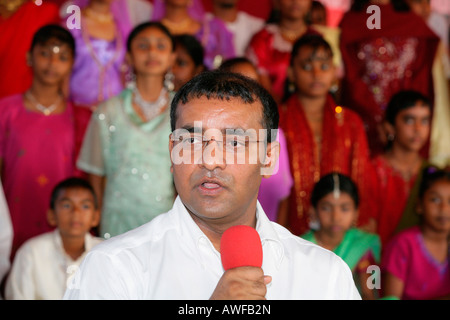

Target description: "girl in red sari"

left=339, top=0, right=440, bottom=157
left=370, top=90, right=432, bottom=247
left=279, top=34, right=374, bottom=236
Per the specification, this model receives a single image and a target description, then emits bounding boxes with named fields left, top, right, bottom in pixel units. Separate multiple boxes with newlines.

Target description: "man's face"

left=169, top=96, right=277, bottom=226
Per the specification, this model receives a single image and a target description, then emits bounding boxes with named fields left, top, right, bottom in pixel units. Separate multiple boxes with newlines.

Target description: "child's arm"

left=88, top=174, right=106, bottom=212
left=382, top=272, right=404, bottom=300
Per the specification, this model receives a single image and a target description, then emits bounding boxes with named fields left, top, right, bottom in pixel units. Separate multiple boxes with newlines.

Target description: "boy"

left=5, top=177, right=102, bottom=300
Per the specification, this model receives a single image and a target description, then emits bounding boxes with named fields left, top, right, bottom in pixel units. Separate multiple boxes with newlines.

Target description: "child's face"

left=290, top=46, right=335, bottom=98
left=315, top=192, right=358, bottom=237
left=172, top=46, right=200, bottom=91
left=48, top=187, right=99, bottom=239
left=127, top=27, right=175, bottom=77
left=392, top=102, right=430, bottom=152
left=278, top=0, right=312, bottom=21
left=406, top=0, right=431, bottom=20
left=228, top=63, right=260, bottom=83
left=28, top=39, right=74, bottom=86
left=419, top=180, right=450, bottom=234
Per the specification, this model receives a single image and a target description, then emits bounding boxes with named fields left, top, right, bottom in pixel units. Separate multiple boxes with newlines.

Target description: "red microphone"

left=220, top=225, right=263, bottom=270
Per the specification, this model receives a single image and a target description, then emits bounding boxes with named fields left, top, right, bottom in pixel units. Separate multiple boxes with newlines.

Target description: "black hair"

left=174, top=34, right=205, bottom=68
left=350, top=0, right=410, bottom=12
left=311, top=173, right=360, bottom=208
left=290, top=32, right=334, bottom=66
left=126, top=21, right=175, bottom=53
left=170, top=70, right=279, bottom=142
left=418, top=166, right=450, bottom=199
left=30, top=24, right=75, bottom=57
left=50, top=177, right=98, bottom=210
left=385, top=90, right=431, bottom=125
left=282, top=33, right=334, bottom=102
left=218, top=57, right=256, bottom=72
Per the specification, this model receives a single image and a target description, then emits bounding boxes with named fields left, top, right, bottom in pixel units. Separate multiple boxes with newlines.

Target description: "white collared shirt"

left=63, top=197, right=361, bottom=300
left=5, top=229, right=103, bottom=300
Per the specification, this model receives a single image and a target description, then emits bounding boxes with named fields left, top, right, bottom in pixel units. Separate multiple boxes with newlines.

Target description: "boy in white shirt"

left=5, top=177, right=102, bottom=300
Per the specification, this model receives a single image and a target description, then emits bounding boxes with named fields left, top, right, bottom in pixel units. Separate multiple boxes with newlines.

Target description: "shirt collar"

left=51, top=228, right=97, bottom=263
left=172, top=196, right=285, bottom=270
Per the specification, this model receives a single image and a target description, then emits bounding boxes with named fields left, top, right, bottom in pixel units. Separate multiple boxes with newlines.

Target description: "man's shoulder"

left=88, top=210, right=177, bottom=257
left=271, top=222, right=340, bottom=262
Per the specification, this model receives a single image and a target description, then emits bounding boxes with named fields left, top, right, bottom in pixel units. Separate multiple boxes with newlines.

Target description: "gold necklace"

left=0, top=0, right=26, bottom=13
left=85, top=7, right=114, bottom=23
left=279, top=26, right=306, bottom=42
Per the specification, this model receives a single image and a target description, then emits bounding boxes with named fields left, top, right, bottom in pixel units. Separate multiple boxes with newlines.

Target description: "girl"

left=278, top=33, right=374, bottom=236
left=172, top=34, right=205, bottom=92
left=67, top=0, right=132, bottom=109
left=152, top=0, right=235, bottom=70
left=370, top=90, right=432, bottom=246
left=381, top=167, right=450, bottom=300
left=245, top=0, right=342, bottom=104
left=0, top=25, right=76, bottom=259
left=302, top=173, right=381, bottom=300
left=77, top=22, right=176, bottom=238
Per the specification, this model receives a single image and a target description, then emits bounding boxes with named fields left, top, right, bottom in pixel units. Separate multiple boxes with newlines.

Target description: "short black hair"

left=218, top=57, right=255, bottom=72
left=170, top=70, right=279, bottom=142
left=127, top=21, right=175, bottom=53
left=385, top=90, right=431, bottom=125
left=50, top=177, right=98, bottom=210
left=174, top=34, right=204, bottom=68
left=311, top=173, right=360, bottom=209
left=418, top=166, right=450, bottom=199
left=290, top=33, right=334, bottom=66
left=30, top=24, right=75, bottom=57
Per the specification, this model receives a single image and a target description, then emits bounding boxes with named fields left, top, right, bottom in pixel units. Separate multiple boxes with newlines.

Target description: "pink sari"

left=0, top=94, right=75, bottom=259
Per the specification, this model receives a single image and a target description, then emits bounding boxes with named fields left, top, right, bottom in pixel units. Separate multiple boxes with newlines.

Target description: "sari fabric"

left=339, top=4, right=440, bottom=156
left=371, top=156, right=429, bottom=246
left=302, top=228, right=381, bottom=272
left=77, top=89, right=175, bottom=238
left=0, top=94, right=75, bottom=258
left=280, top=94, right=374, bottom=235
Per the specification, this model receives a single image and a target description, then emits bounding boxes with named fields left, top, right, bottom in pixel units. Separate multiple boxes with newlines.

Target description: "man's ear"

left=169, top=133, right=175, bottom=173
left=47, top=209, right=57, bottom=227
left=260, top=140, right=280, bottom=178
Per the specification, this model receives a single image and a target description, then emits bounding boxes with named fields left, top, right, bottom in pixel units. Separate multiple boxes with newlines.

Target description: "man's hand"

left=210, top=266, right=272, bottom=300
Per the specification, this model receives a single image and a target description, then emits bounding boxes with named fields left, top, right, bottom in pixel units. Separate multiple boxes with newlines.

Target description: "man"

left=63, top=71, right=361, bottom=299
left=207, top=0, right=265, bottom=56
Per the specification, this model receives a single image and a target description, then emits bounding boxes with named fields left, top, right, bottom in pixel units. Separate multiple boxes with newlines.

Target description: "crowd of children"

left=0, top=0, right=449, bottom=300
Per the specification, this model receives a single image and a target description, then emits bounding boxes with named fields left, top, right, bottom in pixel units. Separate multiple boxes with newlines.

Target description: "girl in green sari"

left=301, top=172, right=381, bottom=299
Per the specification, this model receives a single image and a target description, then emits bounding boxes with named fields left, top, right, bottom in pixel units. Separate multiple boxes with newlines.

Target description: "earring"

left=164, top=70, right=175, bottom=92
left=288, top=81, right=295, bottom=94
left=387, top=133, right=395, bottom=141
left=125, top=67, right=136, bottom=89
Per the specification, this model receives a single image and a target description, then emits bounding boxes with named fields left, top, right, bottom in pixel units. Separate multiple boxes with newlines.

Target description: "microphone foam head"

left=220, top=225, right=263, bottom=271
